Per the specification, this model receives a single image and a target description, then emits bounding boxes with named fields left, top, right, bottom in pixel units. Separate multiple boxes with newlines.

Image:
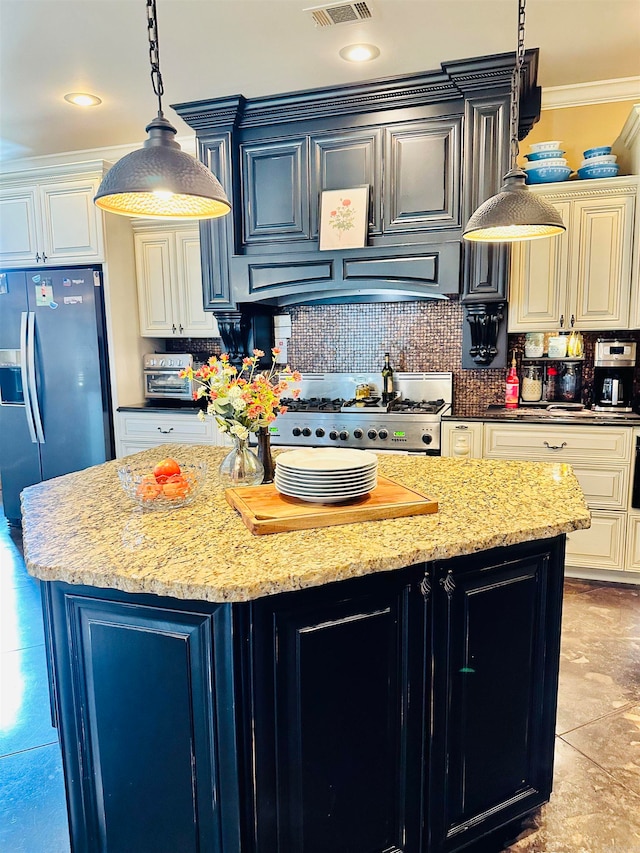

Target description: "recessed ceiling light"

left=339, top=44, right=380, bottom=62
left=64, top=93, right=102, bottom=107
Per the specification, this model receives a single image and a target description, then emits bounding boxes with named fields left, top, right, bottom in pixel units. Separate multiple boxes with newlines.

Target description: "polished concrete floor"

left=1, top=515, right=639, bottom=852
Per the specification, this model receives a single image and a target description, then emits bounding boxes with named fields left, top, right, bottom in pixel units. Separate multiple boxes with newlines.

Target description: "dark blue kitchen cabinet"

left=173, top=50, right=541, bottom=324
left=43, top=535, right=564, bottom=852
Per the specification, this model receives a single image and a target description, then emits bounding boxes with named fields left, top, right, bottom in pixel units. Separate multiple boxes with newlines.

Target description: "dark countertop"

left=117, top=399, right=204, bottom=414
left=445, top=407, right=640, bottom=427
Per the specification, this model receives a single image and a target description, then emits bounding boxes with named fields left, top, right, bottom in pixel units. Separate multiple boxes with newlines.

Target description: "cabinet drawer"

left=571, top=464, right=630, bottom=510
left=483, top=424, right=631, bottom=463
left=565, top=510, right=626, bottom=571
left=118, top=412, right=214, bottom=443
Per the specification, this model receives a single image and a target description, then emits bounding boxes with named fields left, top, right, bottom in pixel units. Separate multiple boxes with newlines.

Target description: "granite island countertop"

left=21, top=445, right=591, bottom=603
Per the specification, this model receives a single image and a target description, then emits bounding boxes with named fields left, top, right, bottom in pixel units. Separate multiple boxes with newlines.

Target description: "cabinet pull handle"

left=455, top=425, right=469, bottom=430
left=42, top=252, right=47, bottom=262
left=179, top=324, right=184, bottom=334
left=35, top=253, right=41, bottom=262
left=157, top=427, right=174, bottom=434
left=172, top=324, right=177, bottom=334
left=420, top=574, right=431, bottom=600
left=543, top=441, right=567, bottom=451
left=439, top=570, right=455, bottom=599
left=559, top=314, right=564, bottom=328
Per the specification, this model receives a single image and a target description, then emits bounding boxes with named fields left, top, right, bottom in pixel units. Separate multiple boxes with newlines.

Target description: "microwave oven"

left=143, top=353, right=195, bottom=401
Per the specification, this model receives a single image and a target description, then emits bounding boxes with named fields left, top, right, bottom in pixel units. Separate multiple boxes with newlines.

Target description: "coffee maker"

left=592, top=339, right=636, bottom=412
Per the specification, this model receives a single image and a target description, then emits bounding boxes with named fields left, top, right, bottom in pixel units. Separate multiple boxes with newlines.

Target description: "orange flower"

left=342, top=198, right=351, bottom=206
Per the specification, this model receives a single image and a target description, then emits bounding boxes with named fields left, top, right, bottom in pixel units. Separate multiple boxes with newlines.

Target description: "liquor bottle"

left=505, top=353, right=519, bottom=409
left=381, top=352, right=394, bottom=403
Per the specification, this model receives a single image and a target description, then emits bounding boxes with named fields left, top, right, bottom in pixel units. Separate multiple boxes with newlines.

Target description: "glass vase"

left=219, top=436, right=264, bottom=488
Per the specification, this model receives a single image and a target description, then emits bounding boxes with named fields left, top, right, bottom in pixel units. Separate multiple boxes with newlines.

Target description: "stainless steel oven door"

left=143, top=369, right=193, bottom=400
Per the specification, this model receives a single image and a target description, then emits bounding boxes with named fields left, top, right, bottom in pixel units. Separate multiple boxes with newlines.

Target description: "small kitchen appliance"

left=592, top=339, right=636, bottom=413
left=143, top=353, right=195, bottom=400
left=268, top=372, right=453, bottom=455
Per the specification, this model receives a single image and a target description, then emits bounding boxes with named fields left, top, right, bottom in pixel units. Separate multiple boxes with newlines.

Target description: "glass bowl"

left=118, top=460, right=207, bottom=510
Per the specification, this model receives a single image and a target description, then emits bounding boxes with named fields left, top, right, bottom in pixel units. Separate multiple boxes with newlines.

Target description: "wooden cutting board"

left=225, top=475, right=438, bottom=535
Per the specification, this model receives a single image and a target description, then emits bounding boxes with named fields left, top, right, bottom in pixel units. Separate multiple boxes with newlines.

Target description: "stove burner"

left=389, top=398, right=446, bottom=415
left=342, top=396, right=382, bottom=409
left=281, top=397, right=345, bottom=413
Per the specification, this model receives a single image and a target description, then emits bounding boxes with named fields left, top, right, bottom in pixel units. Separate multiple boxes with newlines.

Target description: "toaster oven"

left=143, top=353, right=195, bottom=401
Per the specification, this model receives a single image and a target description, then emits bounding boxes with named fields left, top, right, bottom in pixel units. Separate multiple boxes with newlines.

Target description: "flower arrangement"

left=181, top=349, right=301, bottom=441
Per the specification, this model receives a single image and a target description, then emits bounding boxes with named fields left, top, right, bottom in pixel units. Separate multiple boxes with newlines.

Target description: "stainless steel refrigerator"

left=0, top=267, right=113, bottom=525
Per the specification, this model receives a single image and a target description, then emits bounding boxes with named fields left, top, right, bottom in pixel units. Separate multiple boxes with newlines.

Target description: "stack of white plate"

left=275, top=448, right=378, bottom=503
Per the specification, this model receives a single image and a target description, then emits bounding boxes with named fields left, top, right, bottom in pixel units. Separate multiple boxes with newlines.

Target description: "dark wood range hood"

left=173, top=50, right=542, bottom=368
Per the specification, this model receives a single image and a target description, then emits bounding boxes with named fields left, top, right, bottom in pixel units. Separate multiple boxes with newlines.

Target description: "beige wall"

left=518, top=99, right=638, bottom=172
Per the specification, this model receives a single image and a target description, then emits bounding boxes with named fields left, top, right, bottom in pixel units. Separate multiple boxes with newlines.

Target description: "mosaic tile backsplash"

left=165, top=299, right=640, bottom=416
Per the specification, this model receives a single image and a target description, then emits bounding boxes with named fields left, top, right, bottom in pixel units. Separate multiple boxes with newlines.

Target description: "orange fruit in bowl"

left=135, top=475, right=162, bottom=501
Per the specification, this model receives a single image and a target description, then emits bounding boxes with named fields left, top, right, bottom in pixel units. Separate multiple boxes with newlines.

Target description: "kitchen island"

left=22, top=447, right=590, bottom=853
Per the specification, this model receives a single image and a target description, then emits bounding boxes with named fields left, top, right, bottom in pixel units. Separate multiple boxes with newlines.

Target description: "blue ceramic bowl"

left=577, top=163, right=619, bottom=180
left=583, top=146, right=612, bottom=159
left=525, top=165, right=572, bottom=184
left=525, top=149, right=565, bottom=161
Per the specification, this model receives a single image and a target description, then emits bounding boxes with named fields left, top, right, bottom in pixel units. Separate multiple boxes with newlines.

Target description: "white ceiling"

left=1, top=0, right=639, bottom=163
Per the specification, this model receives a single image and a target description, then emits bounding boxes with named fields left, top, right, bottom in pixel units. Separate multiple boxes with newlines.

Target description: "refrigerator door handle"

left=20, top=312, right=38, bottom=443
left=27, top=312, right=45, bottom=444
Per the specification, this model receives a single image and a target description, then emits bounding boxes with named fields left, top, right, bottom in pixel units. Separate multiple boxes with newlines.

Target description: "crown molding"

left=541, top=77, right=640, bottom=110
left=0, top=134, right=197, bottom=175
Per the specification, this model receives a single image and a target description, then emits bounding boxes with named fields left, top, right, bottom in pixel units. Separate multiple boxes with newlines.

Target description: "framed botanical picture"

left=319, top=187, right=369, bottom=251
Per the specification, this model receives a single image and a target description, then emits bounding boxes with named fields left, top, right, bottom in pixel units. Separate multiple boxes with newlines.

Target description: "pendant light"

left=463, top=0, right=565, bottom=242
left=94, top=0, right=231, bottom=220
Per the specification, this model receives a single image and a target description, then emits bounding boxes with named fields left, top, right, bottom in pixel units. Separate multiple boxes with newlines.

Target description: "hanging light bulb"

left=463, top=0, right=565, bottom=242
left=94, top=0, right=231, bottom=220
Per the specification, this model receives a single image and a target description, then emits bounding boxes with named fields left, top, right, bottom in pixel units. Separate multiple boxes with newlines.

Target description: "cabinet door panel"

left=242, top=140, right=309, bottom=243
left=47, top=587, right=239, bottom=853
left=625, top=514, right=640, bottom=572
left=571, top=196, right=633, bottom=330
left=134, top=234, right=176, bottom=335
left=431, top=541, right=563, bottom=850
left=508, top=201, right=570, bottom=331
left=249, top=570, right=424, bottom=852
left=175, top=231, right=219, bottom=336
left=310, top=129, right=382, bottom=236
left=199, top=134, right=236, bottom=309
left=0, top=187, right=40, bottom=263
left=384, top=119, right=461, bottom=232
left=41, top=180, right=103, bottom=262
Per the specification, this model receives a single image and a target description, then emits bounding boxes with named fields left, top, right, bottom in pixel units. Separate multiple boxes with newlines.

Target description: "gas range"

left=269, top=372, right=453, bottom=453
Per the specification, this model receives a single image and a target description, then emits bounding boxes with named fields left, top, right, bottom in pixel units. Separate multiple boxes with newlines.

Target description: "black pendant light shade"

left=463, top=168, right=566, bottom=242
left=463, top=0, right=566, bottom=243
left=94, top=0, right=231, bottom=221
left=95, top=114, right=231, bottom=220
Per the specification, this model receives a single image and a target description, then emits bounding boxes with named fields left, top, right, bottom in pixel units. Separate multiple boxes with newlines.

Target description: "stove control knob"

left=422, top=433, right=433, bottom=445
left=367, top=429, right=378, bottom=440
left=353, top=428, right=364, bottom=439
left=378, top=429, right=389, bottom=440
left=292, top=427, right=302, bottom=437
left=315, top=428, right=325, bottom=438
left=302, top=428, right=312, bottom=437
left=339, top=430, right=349, bottom=441
left=329, top=430, right=338, bottom=441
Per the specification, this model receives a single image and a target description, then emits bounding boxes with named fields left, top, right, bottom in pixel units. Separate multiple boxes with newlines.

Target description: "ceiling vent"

left=304, top=1, right=374, bottom=28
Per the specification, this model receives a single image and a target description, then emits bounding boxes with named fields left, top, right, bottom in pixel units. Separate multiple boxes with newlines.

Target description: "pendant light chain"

left=147, top=0, right=165, bottom=116
left=509, top=0, right=526, bottom=171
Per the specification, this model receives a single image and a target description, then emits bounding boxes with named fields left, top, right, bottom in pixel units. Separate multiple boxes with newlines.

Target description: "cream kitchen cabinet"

left=115, top=410, right=230, bottom=458
left=134, top=223, right=219, bottom=338
left=441, top=420, right=484, bottom=458
left=509, top=176, right=638, bottom=332
left=482, top=422, right=633, bottom=576
left=0, top=162, right=106, bottom=267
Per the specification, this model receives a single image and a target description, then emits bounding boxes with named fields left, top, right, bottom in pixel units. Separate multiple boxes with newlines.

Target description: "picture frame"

left=319, top=187, right=369, bottom=251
